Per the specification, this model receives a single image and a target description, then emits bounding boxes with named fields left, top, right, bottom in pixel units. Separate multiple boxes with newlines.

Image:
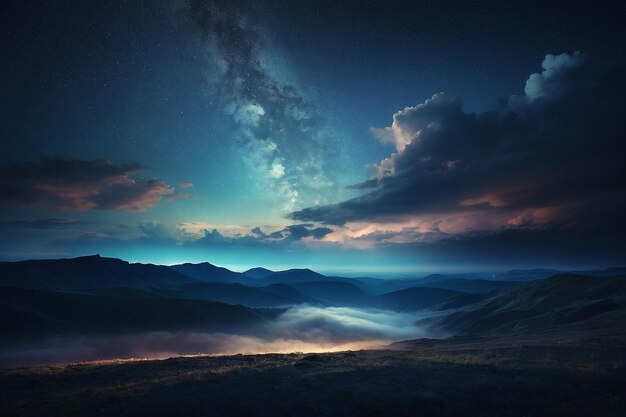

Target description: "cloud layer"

left=0, top=157, right=187, bottom=211
left=0, top=305, right=434, bottom=366
left=291, top=52, right=626, bottom=244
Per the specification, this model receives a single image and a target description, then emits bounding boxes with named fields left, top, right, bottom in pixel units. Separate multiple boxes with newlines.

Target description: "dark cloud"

left=252, top=226, right=284, bottom=240
left=196, top=228, right=232, bottom=245
left=268, top=231, right=285, bottom=239
left=404, top=226, right=626, bottom=267
left=138, top=221, right=175, bottom=241
left=195, top=223, right=332, bottom=247
left=0, top=157, right=188, bottom=211
left=188, top=0, right=341, bottom=210
left=283, top=224, right=333, bottom=240
left=291, top=52, right=626, bottom=237
left=1, top=218, right=87, bottom=229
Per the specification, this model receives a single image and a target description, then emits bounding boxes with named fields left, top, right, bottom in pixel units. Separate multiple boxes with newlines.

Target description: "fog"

left=0, top=306, right=442, bottom=366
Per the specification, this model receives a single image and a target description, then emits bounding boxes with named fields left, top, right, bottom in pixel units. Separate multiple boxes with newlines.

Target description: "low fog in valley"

left=0, top=305, right=441, bottom=366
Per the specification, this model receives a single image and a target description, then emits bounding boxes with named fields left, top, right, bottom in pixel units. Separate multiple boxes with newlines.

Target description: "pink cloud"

left=0, top=157, right=188, bottom=211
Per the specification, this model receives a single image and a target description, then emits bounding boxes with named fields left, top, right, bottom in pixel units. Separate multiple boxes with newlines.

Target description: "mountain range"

left=1, top=254, right=625, bottom=359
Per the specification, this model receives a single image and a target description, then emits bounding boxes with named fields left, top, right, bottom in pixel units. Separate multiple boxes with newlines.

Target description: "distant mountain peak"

left=170, top=261, right=239, bottom=283
left=74, top=254, right=129, bottom=265
left=279, top=268, right=320, bottom=275
left=0, top=254, right=193, bottom=291
left=242, top=267, right=275, bottom=279
left=78, top=254, right=101, bottom=259
left=176, top=261, right=217, bottom=268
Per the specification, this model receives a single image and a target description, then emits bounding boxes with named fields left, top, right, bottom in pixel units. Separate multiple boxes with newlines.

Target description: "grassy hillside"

left=1, top=335, right=624, bottom=417
left=438, top=275, right=626, bottom=335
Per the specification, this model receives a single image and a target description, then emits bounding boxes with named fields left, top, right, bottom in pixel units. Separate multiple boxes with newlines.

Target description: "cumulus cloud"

left=193, top=223, right=333, bottom=247
left=139, top=221, right=180, bottom=241
left=188, top=0, right=341, bottom=211
left=291, top=52, right=626, bottom=246
left=521, top=50, right=588, bottom=100
left=0, top=157, right=189, bottom=211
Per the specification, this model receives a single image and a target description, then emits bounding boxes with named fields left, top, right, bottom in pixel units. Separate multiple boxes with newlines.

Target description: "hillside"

left=170, top=262, right=240, bottom=283
left=377, top=287, right=464, bottom=311
left=0, top=255, right=196, bottom=291
left=417, top=278, right=520, bottom=293
left=241, top=267, right=275, bottom=279
left=258, top=268, right=327, bottom=285
left=1, top=338, right=624, bottom=417
left=0, top=286, right=265, bottom=341
left=437, top=275, right=626, bottom=335
left=154, top=282, right=305, bottom=308
left=291, top=281, right=370, bottom=306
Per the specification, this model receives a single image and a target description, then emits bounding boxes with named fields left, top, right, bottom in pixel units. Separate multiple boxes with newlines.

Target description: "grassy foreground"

left=1, top=336, right=625, bottom=417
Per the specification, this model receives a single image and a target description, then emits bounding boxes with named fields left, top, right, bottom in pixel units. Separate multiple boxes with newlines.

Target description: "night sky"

left=1, top=0, right=625, bottom=273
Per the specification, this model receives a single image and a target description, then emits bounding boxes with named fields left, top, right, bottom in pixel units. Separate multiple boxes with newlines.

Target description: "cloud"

left=139, top=221, right=180, bottom=241
left=188, top=0, right=342, bottom=211
left=267, top=305, right=433, bottom=343
left=282, top=224, right=333, bottom=240
left=0, top=306, right=436, bottom=366
left=0, top=157, right=189, bottom=211
left=402, top=226, right=626, bottom=267
left=193, top=223, right=333, bottom=247
left=1, top=218, right=87, bottom=229
left=290, top=52, right=626, bottom=245
left=34, top=220, right=337, bottom=261
left=521, top=50, right=588, bottom=100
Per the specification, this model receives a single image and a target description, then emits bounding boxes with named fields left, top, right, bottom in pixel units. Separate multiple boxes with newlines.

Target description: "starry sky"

left=1, top=0, right=625, bottom=274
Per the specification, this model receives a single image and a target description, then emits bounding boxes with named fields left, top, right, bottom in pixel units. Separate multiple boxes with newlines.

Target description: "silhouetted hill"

left=377, top=287, right=465, bottom=311
left=154, top=282, right=303, bottom=308
left=170, top=262, right=240, bottom=283
left=171, top=263, right=333, bottom=287
left=418, top=278, right=521, bottom=293
left=0, top=255, right=196, bottom=291
left=291, top=281, right=371, bottom=306
left=330, top=276, right=432, bottom=295
left=571, top=267, right=626, bottom=277
left=260, top=268, right=327, bottom=285
left=261, top=284, right=313, bottom=304
left=242, top=267, right=275, bottom=279
left=497, top=268, right=562, bottom=281
left=438, top=274, right=626, bottom=335
left=434, top=292, right=492, bottom=310
left=415, top=274, right=453, bottom=285
left=431, top=267, right=626, bottom=281
left=83, top=287, right=164, bottom=298
left=0, top=286, right=264, bottom=341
